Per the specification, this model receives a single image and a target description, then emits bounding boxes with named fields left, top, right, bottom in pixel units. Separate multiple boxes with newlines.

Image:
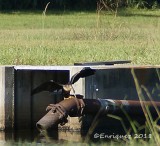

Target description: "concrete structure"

left=1, top=65, right=160, bottom=131
left=0, top=66, right=14, bottom=130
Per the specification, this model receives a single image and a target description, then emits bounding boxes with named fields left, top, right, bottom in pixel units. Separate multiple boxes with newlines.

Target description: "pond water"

left=0, top=129, right=155, bottom=146
left=0, top=129, right=83, bottom=145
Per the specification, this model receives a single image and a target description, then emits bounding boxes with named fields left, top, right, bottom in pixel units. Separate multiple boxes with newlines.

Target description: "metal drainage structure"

left=36, top=96, right=160, bottom=132
left=31, top=62, right=160, bottom=138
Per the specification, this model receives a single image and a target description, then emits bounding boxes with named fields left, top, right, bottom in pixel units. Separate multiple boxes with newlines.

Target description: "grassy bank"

left=0, top=9, right=160, bottom=65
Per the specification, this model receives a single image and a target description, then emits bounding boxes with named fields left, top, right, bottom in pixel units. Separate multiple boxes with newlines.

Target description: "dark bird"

left=31, top=67, right=96, bottom=97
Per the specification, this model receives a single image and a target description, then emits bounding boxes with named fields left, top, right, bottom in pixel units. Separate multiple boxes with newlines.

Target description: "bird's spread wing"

left=31, top=80, right=63, bottom=95
left=70, top=67, right=96, bottom=84
left=31, top=68, right=96, bottom=95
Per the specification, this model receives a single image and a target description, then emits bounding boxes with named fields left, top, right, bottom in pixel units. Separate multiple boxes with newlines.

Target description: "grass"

left=0, top=8, right=160, bottom=146
left=0, top=9, right=160, bottom=65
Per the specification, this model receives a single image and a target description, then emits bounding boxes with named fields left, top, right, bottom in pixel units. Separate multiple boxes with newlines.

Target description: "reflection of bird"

left=31, top=67, right=96, bottom=97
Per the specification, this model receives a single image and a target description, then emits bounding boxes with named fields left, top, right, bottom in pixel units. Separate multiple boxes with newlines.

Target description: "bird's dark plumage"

left=69, top=67, right=96, bottom=84
left=31, top=80, right=63, bottom=95
left=31, top=67, right=96, bottom=96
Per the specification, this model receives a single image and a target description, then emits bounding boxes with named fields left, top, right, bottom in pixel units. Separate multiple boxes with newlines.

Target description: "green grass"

left=1, top=9, right=160, bottom=145
left=0, top=9, right=160, bottom=65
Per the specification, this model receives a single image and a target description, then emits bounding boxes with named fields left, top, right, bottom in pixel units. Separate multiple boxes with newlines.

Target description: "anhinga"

left=31, top=67, right=96, bottom=98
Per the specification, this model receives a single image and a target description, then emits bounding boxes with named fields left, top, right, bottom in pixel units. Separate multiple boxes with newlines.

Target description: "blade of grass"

left=131, top=69, right=160, bottom=144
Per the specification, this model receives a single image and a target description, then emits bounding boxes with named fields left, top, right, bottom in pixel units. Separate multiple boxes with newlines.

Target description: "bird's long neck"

left=63, top=84, right=72, bottom=92
left=63, top=84, right=77, bottom=98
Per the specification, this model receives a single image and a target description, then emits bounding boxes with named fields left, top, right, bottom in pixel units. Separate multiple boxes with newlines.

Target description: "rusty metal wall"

left=85, top=68, right=160, bottom=101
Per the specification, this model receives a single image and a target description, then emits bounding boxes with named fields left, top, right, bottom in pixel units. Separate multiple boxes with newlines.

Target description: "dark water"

left=0, top=129, right=83, bottom=145
left=0, top=113, right=154, bottom=145
left=0, top=128, right=154, bottom=146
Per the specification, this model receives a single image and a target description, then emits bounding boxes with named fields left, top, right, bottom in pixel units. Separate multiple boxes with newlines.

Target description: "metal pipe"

left=36, top=98, right=79, bottom=131
left=36, top=98, right=160, bottom=131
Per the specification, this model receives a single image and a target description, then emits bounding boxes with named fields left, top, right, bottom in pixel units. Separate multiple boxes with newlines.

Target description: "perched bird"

left=31, top=67, right=96, bottom=98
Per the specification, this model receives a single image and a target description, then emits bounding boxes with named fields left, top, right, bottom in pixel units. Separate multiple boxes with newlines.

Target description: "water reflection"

left=0, top=129, right=82, bottom=144
left=0, top=129, right=39, bottom=142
